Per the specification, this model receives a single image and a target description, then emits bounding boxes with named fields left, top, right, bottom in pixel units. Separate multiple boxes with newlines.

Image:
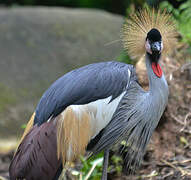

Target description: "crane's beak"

left=151, top=42, right=161, bottom=54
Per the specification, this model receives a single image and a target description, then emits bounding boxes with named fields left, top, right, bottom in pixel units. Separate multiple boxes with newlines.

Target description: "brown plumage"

left=9, top=118, right=61, bottom=180
left=10, top=107, right=92, bottom=179
left=17, top=112, right=35, bottom=150
left=57, top=106, right=92, bottom=165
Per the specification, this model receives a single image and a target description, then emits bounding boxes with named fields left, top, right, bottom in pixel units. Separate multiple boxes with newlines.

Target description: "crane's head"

left=122, top=9, right=177, bottom=59
left=145, top=28, right=163, bottom=63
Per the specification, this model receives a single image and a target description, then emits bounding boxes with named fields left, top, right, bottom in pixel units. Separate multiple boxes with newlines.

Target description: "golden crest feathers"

left=122, top=9, right=178, bottom=59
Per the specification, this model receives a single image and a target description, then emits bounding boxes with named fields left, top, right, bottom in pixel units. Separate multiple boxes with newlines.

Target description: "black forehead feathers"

left=146, top=28, right=162, bottom=42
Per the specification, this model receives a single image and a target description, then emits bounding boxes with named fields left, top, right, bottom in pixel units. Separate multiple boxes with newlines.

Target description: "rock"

left=0, top=7, right=123, bottom=148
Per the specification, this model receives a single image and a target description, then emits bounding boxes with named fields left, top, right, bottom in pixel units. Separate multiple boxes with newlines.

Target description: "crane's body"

left=9, top=9, right=177, bottom=180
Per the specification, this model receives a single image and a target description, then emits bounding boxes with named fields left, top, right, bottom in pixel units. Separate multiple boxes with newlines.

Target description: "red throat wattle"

left=151, top=62, right=162, bottom=78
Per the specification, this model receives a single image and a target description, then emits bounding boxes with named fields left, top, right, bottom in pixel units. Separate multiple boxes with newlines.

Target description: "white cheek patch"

left=160, top=42, right=163, bottom=53
left=145, top=40, right=152, bottom=54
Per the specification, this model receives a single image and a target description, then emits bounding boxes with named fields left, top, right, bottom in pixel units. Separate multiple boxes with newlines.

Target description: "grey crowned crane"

left=9, top=9, right=177, bottom=180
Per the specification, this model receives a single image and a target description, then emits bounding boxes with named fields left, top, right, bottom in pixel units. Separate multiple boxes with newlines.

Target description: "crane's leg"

left=101, top=149, right=109, bottom=180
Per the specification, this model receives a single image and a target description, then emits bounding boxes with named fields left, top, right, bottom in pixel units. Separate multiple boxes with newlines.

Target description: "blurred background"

left=0, top=0, right=189, bottom=16
left=0, top=0, right=190, bottom=179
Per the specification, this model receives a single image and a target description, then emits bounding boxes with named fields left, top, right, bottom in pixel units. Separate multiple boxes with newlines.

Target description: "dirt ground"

left=0, top=53, right=190, bottom=179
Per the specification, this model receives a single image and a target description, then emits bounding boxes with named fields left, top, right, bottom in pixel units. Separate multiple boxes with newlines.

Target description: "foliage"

left=160, top=0, right=191, bottom=45
left=73, top=153, right=103, bottom=180
left=71, top=152, right=123, bottom=179
left=0, top=0, right=149, bottom=15
left=110, top=154, right=123, bottom=175
left=21, top=124, right=27, bottom=129
left=117, top=50, right=133, bottom=65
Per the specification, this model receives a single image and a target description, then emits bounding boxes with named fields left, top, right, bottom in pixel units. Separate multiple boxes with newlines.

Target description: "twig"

left=162, top=171, right=174, bottom=178
left=158, top=159, right=191, bottom=166
left=161, top=159, right=191, bottom=176
left=79, top=172, right=82, bottom=180
left=84, top=158, right=103, bottom=180
left=181, top=62, right=191, bottom=72
left=171, top=113, right=185, bottom=126
left=166, top=62, right=191, bottom=81
left=180, top=112, right=191, bottom=132
left=168, top=159, right=191, bottom=165
left=182, top=129, right=191, bottom=134
left=140, top=170, right=158, bottom=178
left=170, top=113, right=191, bottom=134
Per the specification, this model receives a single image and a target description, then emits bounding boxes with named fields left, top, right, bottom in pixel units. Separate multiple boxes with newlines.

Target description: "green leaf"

left=180, top=136, right=188, bottom=146
left=21, top=124, right=27, bottom=129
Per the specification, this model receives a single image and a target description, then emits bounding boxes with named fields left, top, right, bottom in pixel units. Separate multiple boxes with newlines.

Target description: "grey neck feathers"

left=145, top=53, right=168, bottom=98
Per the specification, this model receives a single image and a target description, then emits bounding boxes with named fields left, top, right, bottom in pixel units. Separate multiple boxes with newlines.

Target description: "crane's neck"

left=145, top=53, right=168, bottom=96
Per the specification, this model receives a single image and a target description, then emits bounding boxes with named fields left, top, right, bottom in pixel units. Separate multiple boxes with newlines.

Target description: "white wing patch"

left=70, top=91, right=126, bottom=139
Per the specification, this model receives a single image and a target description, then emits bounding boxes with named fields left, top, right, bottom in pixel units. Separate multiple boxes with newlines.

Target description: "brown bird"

left=9, top=9, right=177, bottom=180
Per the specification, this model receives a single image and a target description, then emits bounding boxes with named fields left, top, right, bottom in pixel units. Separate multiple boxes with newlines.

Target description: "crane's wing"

left=90, top=82, right=155, bottom=172
left=9, top=61, right=137, bottom=180
left=35, top=61, right=137, bottom=125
